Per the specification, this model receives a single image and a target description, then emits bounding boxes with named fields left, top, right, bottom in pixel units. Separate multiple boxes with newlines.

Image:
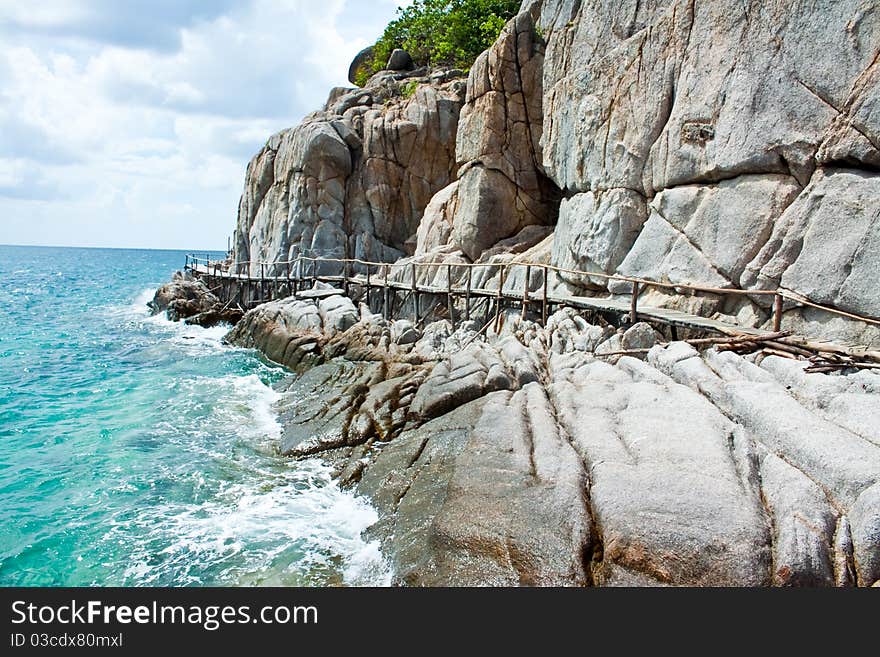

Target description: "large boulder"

left=348, top=46, right=374, bottom=86
left=609, top=174, right=802, bottom=293
left=450, top=9, right=559, bottom=260
left=386, top=49, right=415, bottom=71
left=743, top=168, right=880, bottom=319
left=234, top=69, right=466, bottom=276
left=148, top=275, right=221, bottom=323
left=534, top=0, right=880, bottom=339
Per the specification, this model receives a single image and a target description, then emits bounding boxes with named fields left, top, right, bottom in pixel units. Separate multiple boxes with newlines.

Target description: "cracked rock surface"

left=232, top=0, right=880, bottom=344
left=216, top=0, right=880, bottom=586
left=233, top=68, right=466, bottom=274
left=534, top=0, right=880, bottom=339
left=226, top=294, right=880, bottom=586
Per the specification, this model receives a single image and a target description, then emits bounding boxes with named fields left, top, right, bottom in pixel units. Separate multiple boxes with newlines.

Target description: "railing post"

left=465, top=266, right=472, bottom=322
left=382, top=265, right=391, bottom=321
left=311, top=259, right=317, bottom=287
left=366, top=265, right=372, bottom=312
left=522, top=265, right=531, bottom=321
left=411, top=262, right=418, bottom=324
left=343, top=260, right=350, bottom=298
left=542, top=266, right=549, bottom=326
left=773, top=293, right=783, bottom=333
left=494, top=264, right=505, bottom=334
left=630, top=281, right=640, bottom=324
left=260, top=263, right=265, bottom=302
left=447, top=263, right=455, bottom=329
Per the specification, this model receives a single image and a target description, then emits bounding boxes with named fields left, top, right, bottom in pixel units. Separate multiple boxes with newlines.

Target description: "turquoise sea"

left=0, top=245, right=388, bottom=586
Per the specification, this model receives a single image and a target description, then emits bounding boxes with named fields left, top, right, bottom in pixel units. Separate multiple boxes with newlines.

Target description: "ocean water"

left=0, top=245, right=389, bottom=586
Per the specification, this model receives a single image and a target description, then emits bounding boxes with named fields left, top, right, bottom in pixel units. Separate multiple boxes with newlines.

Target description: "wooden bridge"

left=184, top=253, right=880, bottom=356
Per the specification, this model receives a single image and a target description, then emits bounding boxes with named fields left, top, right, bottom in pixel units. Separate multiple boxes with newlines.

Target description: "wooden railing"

left=183, top=254, right=880, bottom=333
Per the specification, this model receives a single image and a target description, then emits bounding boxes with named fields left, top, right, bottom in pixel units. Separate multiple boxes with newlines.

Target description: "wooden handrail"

left=183, top=253, right=880, bottom=328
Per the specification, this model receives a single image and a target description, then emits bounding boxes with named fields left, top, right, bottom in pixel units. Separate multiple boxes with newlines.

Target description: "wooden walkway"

left=183, top=254, right=836, bottom=341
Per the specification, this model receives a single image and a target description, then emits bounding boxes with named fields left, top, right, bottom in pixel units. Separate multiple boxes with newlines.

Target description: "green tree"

left=354, top=0, right=521, bottom=86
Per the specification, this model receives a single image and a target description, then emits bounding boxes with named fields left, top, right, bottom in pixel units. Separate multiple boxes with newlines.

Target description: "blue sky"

left=0, top=0, right=409, bottom=249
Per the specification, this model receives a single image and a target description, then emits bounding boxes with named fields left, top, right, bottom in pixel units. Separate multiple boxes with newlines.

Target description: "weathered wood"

left=494, top=265, right=506, bottom=334
left=383, top=265, right=390, bottom=321
left=762, top=346, right=799, bottom=360
left=447, top=264, right=455, bottom=329
left=773, top=293, right=784, bottom=332
left=522, top=265, right=531, bottom=321
left=465, top=267, right=473, bottom=322
left=689, top=331, right=791, bottom=346
left=630, top=281, right=640, bottom=324
left=542, top=266, right=548, bottom=326
left=411, top=262, right=418, bottom=324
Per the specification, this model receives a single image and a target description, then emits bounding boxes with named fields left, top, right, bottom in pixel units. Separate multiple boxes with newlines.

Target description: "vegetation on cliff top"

left=354, top=0, right=521, bottom=86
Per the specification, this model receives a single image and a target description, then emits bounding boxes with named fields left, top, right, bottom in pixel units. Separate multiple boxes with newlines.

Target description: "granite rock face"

left=533, top=0, right=880, bottom=336
left=234, top=69, right=466, bottom=275
left=225, top=297, right=880, bottom=586
left=450, top=9, right=560, bottom=260
left=234, top=0, right=879, bottom=341
left=215, top=0, right=880, bottom=586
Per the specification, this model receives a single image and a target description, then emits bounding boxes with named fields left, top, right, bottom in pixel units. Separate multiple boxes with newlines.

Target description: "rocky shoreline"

left=149, top=0, right=880, bottom=586
left=145, top=281, right=880, bottom=587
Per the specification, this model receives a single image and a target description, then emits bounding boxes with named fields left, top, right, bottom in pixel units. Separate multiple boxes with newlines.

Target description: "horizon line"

left=0, top=243, right=228, bottom=252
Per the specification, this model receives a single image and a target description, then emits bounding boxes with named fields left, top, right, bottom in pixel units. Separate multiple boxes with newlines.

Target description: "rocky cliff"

left=234, top=67, right=466, bottom=273
left=216, top=0, right=880, bottom=586
left=234, top=0, right=879, bottom=344
left=225, top=291, right=880, bottom=586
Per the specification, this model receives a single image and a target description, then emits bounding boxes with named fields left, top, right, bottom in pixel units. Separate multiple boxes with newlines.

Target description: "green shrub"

left=402, top=80, right=420, bottom=99
left=355, top=0, right=520, bottom=86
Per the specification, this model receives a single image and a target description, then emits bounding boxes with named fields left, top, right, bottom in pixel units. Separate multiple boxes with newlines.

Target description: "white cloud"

left=0, top=0, right=407, bottom=249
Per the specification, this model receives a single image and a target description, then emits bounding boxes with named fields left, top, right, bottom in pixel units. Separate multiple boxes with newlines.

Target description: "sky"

left=0, top=0, right=409, bottom=250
